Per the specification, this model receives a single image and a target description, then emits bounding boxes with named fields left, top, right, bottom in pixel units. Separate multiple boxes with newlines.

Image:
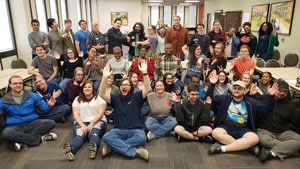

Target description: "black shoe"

left=259, top=149, right=272, bottom=162
left=198, top=136, right=215, bottom=144
left=208, top=142, right=222, bottom=154
left=248, top=145, right=261, bottom=156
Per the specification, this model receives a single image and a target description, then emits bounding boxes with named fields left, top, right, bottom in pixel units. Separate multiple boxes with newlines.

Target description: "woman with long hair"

left=64, top=80, right=107, bottom=161
left=256, top=21, right=279, bottom=61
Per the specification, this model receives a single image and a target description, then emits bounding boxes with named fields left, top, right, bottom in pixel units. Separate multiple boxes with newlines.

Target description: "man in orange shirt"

left=165, top=15, right=189, bottom=57
left=225, top=45, right=255, bottom=79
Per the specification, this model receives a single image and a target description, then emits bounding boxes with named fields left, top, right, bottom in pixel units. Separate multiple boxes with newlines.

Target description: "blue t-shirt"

left=110, top=91, right=145, bottom=129
left=74, top=30, right=90, bottom=55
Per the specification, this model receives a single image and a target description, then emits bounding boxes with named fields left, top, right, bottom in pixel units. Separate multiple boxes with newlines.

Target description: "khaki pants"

left=257, top=128, right=300, bottom=159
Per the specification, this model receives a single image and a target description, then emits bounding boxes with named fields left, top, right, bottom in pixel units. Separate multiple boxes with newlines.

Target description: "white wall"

left=204, top=0, right=300, bottom=64
left=3, top=0, right=299, bottom=69
left=97, top=0, right=143, bottom=33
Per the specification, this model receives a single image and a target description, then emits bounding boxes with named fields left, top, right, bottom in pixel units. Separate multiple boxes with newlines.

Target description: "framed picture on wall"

left=269, top=0, right=295, bottom=35
left=111, top=12, right=128, bottom=26
left=250, top=4, right=269, bottom=31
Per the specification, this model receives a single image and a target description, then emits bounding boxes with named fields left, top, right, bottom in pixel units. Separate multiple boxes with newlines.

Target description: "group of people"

left=0, top=15, right=298, bottom=164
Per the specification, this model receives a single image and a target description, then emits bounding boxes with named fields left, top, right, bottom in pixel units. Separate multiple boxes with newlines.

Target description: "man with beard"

left=206, top=72, right=277, bottom=155
left=127, top=22, right=146, bottom=61
left=236, top=22, right=257, bottom=57
left=98, top=60, right=151, bottom=161
left=257, top=79, right=300, bottom=162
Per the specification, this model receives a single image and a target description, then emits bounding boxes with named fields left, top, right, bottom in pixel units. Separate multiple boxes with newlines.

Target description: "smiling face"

left=239, top=46, right=250, bottom=58
left=218, top=72, right=226, bottom=84
left=232, top=85, right=245, bottom=100
left=34, top=75, right=47, bottom=91
left=74, top=69, right=84, bottom=82
left=155, top=81, right=165, bottom=95
left=35, top=46, right=46, bottom=57
left=275, top=88, right=288, bottom=100
left=88, top=47, right=97, bottom=60
left=140, top=47, right=148, bottom=58
left=113, top=47, right=122, bottom=59
left=188, top=90, right=199, bottom=104
left=83, top=82, right=94, bottom=96
left=261, top=72, right=272, bottom=85
left=119, top=79, right=132, bottom=97
left=67, top=49, right=75, bottom=60
left=241, top=73, right=251, bottom=86
left=165, top=74, right=174, bottom=85
left=9, top=76, right=23, bottom=94
left=195, top=46, right=201, bottom=56
left=130, top=73, right=138, bottom=86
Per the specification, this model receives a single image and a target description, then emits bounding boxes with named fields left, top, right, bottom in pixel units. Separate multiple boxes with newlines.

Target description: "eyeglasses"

left=76, top=74, right=84, bottom=76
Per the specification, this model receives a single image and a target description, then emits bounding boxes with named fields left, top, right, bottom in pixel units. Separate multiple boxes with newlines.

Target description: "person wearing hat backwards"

left=256, top=78, right=300, bottom=162
left=206, top=70, right=278, bottom=155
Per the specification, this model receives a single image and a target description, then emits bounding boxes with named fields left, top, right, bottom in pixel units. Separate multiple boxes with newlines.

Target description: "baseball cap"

left=232, top=80, right=246, bottom=88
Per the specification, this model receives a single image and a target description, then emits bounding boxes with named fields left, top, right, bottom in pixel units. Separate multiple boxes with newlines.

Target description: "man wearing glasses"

left=0, top=75, right=57, bottom=152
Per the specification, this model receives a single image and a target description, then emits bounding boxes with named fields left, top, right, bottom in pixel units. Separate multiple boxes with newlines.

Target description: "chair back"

left=284, top=53, right=299, bottom=67
left=265, top=59, right=281, bottom=67
left=272, top=49, right=280, bottom=60
left=255, top=58, right=265, bottom=67
left=11, top=58, right=28, bottom=69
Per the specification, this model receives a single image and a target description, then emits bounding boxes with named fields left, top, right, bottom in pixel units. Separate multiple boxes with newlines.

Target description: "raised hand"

left=138, top=59, right=148, bottom=74
left=103, top=64, right=113, bottom=77
left=249, top=83, right=258, bottom=96
left=228, top=70, right=235, bottom=81
left=52, top=89, right=62, bottom=99
left=268, top=81, right=279, bottom=96
left=205, top=96, right=212, bottom=104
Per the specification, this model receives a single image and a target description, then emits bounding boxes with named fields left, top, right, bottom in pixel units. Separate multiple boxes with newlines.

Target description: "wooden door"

left=223, top=11, right=242, bottom=32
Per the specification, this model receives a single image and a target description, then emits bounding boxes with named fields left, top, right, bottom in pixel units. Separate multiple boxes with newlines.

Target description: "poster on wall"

left=111, top=12, right=128, bottom=26
left=250, top=4, right=269, bottom=31
left=269, top=0, right=295, bottom=35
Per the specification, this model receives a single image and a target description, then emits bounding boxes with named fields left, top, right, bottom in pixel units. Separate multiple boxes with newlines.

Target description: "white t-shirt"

left=72, top=96, right=107, bottom=126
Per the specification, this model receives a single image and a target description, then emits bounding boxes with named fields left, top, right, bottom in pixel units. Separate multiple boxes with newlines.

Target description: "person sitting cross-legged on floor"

left=145, top=80, right=177, bottom=142
left=33, top=74, right=70, bottom=122
left=206, top=71, right=277, bottom=155
left=0, top=75, right=57, bottom=152
left=256, top=79, right=300, bottom=162
left=63, top=80, right=107, bottom=161
left=98, top=60, right=152, bottom=161
left=173, top=83, right=213, bottom=143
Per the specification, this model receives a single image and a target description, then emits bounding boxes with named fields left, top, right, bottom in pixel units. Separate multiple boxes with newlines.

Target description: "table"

left=0, top=69, right=34, bottom=94
left=255, top=67, right=300, bottom=92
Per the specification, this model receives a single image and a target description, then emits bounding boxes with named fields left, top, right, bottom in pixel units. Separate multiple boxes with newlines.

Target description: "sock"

left=221, top=146, right=226, bottom=152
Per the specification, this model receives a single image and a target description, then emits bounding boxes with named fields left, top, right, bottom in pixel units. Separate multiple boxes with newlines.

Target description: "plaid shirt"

left=86, top=31, right=106, bottom=55
left=156, top=54, right=181, bottom=77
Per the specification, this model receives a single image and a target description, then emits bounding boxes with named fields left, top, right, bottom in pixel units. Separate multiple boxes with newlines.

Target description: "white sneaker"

left=41, top=132, right=58, bottom=143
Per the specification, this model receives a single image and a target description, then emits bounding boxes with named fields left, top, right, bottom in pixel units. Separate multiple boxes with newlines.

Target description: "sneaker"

left=248, top=145, right=261, bottom=156
left=101, top=143, right=112, bottom=158
left=147, top=131, right=154, bottom=142
left=259, top=149, right=272, bottom=162
left=41, top=132, right=58, bottom=143
left=198, top=136, right=215, bottom=144
left=208, top=142, right=222, bottom=154
left=63, top=143, right=75, bottom=161
left=136, top=147, right=149, bottom=161
left=88, top=142, right=97, bottom=159
left=14, top=143, right=22, bottom=152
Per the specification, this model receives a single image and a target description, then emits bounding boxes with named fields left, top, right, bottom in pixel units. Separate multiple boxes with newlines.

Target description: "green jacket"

left=255, top=32, right=279, bottom=55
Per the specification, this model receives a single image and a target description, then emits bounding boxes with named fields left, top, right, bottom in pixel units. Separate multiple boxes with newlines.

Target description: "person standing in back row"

left=236, top=22, right=257, bottom=57
left=165, top=15, right=189, bottom=57
left=75, top=20, right=90, bottom=59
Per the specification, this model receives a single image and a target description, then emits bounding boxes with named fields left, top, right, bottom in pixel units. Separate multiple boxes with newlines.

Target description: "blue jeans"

left=59, top=78, right=71, bottom=95
left=1, top=119, right=56, bottom=146
left=103, top=128, right=147, bottom=157
left=40, top=104, right=70, bottom=122
left=70, top=121, right=106, bottom=154
left=145, top=116, right=177, bottom=139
